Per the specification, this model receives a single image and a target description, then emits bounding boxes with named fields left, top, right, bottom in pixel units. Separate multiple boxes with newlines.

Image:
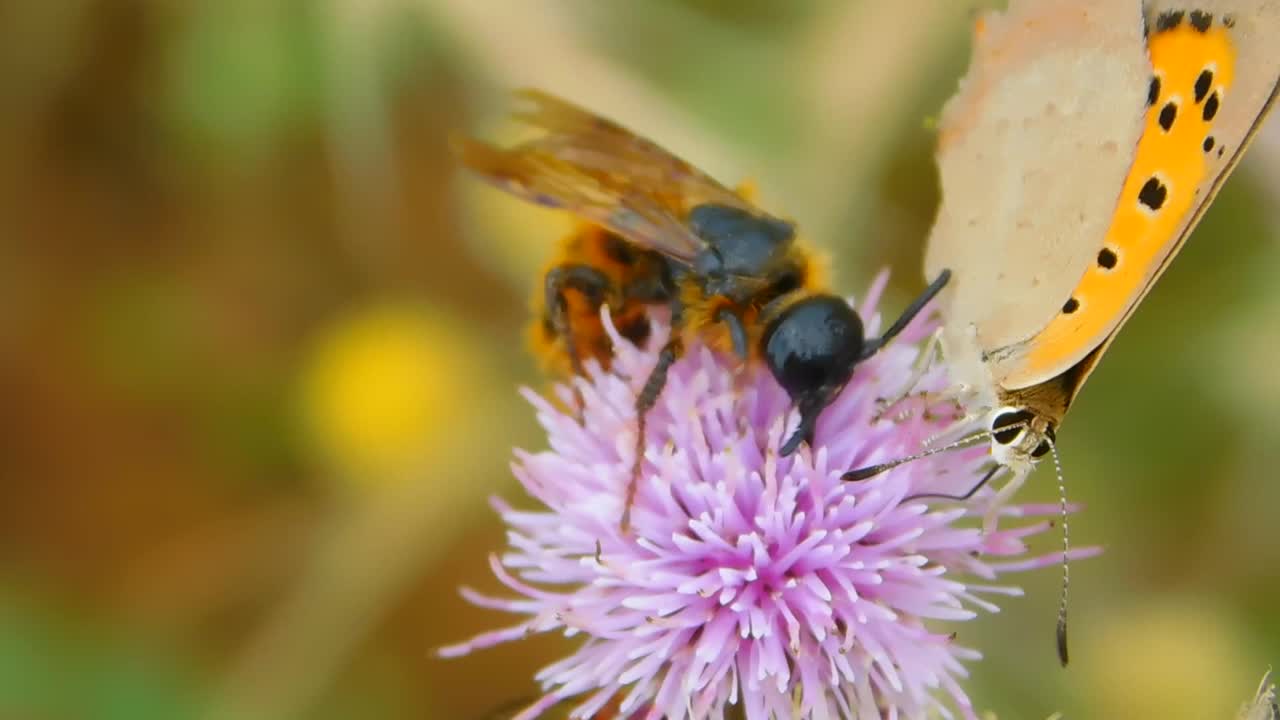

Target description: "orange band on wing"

left=1009, top=16, right=1235, bottom=385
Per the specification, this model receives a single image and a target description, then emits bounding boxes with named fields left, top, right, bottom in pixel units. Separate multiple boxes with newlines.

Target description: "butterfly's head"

left=988, top=406, right=1056, bottom=470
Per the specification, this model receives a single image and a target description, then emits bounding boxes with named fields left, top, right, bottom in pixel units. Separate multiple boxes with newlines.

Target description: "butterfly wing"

left=454, top=89, right=771, bottom=267
left=998, top=1, right=1280, bottom=390
left=923, top=0, right=1151, bottom=396
left=1239, top=669, right=1278, bottom=720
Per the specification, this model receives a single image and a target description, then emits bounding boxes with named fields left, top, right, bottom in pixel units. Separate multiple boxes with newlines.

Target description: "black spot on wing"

left=1156, top=10, right=1185, bottom=32
left=1203, top=135, right=1215, bottom=153
left=1159, top=102, right=1178, bottom=132
left=1139, top=177, right=1168, bottom=211
left=1195, top=70, right=1213, bottom=103
left=1062, top=297, right=1080, bottom=314
left=1203, top=92, right=1220, bottom=121
left=1148, top=76, right=1161, bottom=107
left=1097, top=247, right=1117, bottom=270
left=1190, top=10, right=1212, bottom=33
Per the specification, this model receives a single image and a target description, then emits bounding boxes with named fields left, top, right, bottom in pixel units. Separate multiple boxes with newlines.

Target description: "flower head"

left=442, top=272, right=1089, bottom=720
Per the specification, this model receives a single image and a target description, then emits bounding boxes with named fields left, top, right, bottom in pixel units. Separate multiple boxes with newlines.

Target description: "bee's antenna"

left=841, top=430, right=990, bottom=481
left=1047, top=433, right=1071, bottom=667
left=858, top=269, right=951, bottom=359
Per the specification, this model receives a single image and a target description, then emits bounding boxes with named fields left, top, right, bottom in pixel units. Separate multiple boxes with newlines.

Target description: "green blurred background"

left=3, top=1, right=1278, bottom=718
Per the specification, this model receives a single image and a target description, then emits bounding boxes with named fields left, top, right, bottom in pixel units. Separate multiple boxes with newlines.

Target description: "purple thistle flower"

left=441, top=272, right=1096, bottom=720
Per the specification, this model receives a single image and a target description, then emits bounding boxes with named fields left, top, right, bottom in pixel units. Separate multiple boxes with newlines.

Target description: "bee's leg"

left=605, top=270, right=673, bottom=360
left=545, top=264, right=614, bottom=417
left=715, top=307, right=749, bottom=362
left=622, top=299, right=684, bottom=532
left=620, top=263, right=676, bottom=305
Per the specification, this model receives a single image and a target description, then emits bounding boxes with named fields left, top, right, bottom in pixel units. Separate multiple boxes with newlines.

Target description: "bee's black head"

left=764, top=294, right=866, bottom=456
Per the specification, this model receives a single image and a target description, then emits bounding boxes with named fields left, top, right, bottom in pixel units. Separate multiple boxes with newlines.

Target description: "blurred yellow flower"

left=299, top=304, right=474, bottom=486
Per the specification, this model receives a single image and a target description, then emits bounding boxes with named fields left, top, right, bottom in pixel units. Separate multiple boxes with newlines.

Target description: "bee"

left=526, top=179, right=769, bottom=381
left=525, top=220, right=672, bottom=380
left=455, top=90, right=949, bottom=515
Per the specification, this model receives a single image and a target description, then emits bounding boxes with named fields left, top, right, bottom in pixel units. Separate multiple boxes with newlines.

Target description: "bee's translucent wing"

left=455, top=89, right=777, bottom=267
left=511, top=89, right=756, bottom=214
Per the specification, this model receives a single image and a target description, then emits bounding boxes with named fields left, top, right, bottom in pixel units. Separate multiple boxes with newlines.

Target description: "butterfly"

left=1239, top=669, right=1278, bottom=720
left=906, top=0, right=1280, bottom=514
left=837, top=0, right=1280, bottom=664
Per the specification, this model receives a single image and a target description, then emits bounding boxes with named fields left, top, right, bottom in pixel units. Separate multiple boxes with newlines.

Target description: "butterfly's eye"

left=993, top=424, right=1022, bottom=446
left=991, top=409, right=1034, bottom=446
left=1030, top=423, right=1058, bottom=458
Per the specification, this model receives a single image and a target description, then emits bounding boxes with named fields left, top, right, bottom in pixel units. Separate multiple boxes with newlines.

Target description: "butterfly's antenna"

left=842, top=431, right=991, bottom=482
left=1047, top=433, right=1071, bottom=667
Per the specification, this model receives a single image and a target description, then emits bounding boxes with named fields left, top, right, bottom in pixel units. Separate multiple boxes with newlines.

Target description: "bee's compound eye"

left=991, top=409, right=1034, bottom=446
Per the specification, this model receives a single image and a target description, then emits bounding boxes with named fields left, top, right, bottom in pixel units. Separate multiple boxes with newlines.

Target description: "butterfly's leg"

left=852, top=269, right=952, bottom=422
left=982, top=465, right=1030, bottom=534
left=544, top=263, right=615, bottom=417
left=917, top=389, right=983, bottom=437
left=622, top=297, right=684, bottom=532
left=873, top=325, right=946, bottom=422
left=897, top=464, right=1002, bottom=502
